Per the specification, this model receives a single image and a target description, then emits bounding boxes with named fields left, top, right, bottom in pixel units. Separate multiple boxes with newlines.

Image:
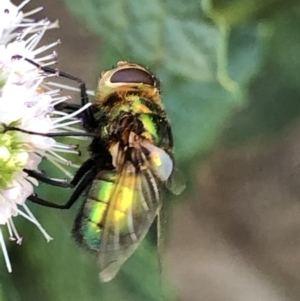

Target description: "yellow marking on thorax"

left=139, top=114, right=158, bottom=141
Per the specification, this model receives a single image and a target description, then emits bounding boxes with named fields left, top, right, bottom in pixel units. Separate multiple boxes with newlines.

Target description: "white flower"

left=0, top=0, right=90, bottom=272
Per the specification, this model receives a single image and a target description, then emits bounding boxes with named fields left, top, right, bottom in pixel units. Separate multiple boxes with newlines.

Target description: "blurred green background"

left=2, top=0, right=300, bottom=300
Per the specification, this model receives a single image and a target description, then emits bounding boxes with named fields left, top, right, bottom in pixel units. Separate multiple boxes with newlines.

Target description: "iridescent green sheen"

left=98, top=181, right=114, bottom=203
left=89, top=201, right=107, bottom=224
left=89, top=179, right=114, bottom=204
left=82, top=221, right=102, bottom=250
left=139, top=114, right=158, bottom=140
left=80, top=174, right=116, bottom=250
left=109, top=95, right=153, bottom=118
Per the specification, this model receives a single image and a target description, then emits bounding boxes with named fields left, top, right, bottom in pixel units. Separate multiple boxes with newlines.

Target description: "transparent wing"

left=166, top=167, right=186, bottom=195
left=142, top=140, right=185, bottom=195
left=98, top=143, right=171, bottom=282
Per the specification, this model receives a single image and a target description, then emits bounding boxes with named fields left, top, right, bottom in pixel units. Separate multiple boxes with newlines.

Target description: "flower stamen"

left=23, top=7, right=44, bottom=19
left=0, top=0, right=90, bottom=272
left=8, top=219, right=22, bottom=244
left=34, top=39, right=61, bottom=56
left=17, top=0, right=32, bottom=11
left=21, top=204, right=53, bottom=242
left=0, top=229, right=12, bottom=272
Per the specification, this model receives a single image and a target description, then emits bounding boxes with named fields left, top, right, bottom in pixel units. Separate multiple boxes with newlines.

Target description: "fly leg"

left=24, top=58, right=97, bottom=131
left=27, top=159, right=97, bottom=209
left=1, top=123, right=96, bottom=138
left=24, top=169, right=74, bottom=188
left=27, top=158, right=97, bottom=209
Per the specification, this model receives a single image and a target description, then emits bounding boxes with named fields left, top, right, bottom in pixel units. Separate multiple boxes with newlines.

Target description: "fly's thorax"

left=102, top=94, right=166, bottom=122
left=101, top=106, right=173, bottom=173
left=95, top=86, right=163, bottom=109
left=101, top=94, right=170, bottom=144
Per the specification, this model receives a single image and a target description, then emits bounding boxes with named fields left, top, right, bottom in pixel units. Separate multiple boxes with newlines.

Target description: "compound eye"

left=110, top=68, right=155, bottom=86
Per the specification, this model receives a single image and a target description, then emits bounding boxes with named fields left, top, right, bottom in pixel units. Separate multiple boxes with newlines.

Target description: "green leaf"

left=64, top=0, right=220, bottom=81
left=160, top=75, right=241, bottom=161
left=202, top=0, right=299, bottom=27
left=221, top=7, right=300, bottom=147
left=223, top=63, right=300, bottom=147
left=269, top=9, right=300, bottom=88
left=225, top=23, right=265, bottom=85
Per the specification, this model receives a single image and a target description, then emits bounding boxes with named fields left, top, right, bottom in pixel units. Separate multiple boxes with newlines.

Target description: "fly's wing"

left=98, top=142, right=173, bottom=282
left=143, top=141, right=185, bottom=196
left=166, top=168, right=186, bottom=195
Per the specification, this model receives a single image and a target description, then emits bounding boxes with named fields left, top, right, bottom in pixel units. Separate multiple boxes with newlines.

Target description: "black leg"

left=24, top=169, right=74, bottom=188
left=70, top=158, right=95, bottom=186
left=79, top=82, right=97, bottom=130
left=27, top=166, right=97, bottom=209
left=55, top=103, right=81, bottom=113
left=1, top=124, right=96, bottom=138
left=24, top=58, right=97, bottom=130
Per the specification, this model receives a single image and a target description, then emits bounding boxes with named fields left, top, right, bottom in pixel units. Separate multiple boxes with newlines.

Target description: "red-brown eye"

left=110, top=68, right=155, bottom=86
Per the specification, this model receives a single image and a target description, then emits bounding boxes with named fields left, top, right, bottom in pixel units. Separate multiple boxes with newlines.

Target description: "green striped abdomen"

left=73, top=171, right=116, bottom=251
